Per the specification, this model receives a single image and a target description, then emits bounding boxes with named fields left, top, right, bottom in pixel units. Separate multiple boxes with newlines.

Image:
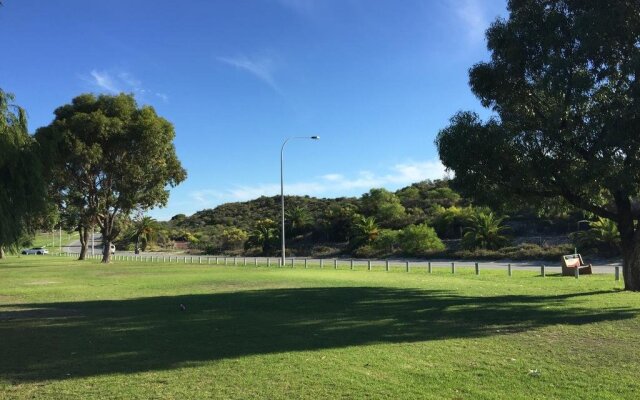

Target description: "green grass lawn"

left=0, top=256, right=638, bottom=399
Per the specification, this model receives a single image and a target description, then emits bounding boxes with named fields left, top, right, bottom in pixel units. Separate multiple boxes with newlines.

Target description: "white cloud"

left=453, top=0, right=489, bottom=43
left=218, top=55, right=281, bottom=93
left=84, top=69, right=169, bottom=102
left=89, top=70, right=121, bottom=93
left=190, top=159, right=447, bottom=207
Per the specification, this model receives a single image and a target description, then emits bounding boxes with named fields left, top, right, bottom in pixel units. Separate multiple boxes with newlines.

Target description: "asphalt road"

left=62, top=234, right=621, bottom=274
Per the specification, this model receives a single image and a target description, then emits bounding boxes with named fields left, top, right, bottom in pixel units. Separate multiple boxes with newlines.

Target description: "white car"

left=21, top=247, right=49, bottom=255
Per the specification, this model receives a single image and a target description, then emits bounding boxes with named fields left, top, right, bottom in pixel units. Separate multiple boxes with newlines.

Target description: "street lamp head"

left=310, top=135, right=320, bottom=140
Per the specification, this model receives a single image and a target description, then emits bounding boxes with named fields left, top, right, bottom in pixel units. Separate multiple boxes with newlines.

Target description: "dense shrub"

left=398, top=224, right=445, bottom=255
left=452, top=243, right=573, bottom=261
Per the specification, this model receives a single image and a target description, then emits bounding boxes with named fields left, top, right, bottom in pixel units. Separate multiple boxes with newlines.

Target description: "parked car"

left=21, top=247, right=49, bottom=255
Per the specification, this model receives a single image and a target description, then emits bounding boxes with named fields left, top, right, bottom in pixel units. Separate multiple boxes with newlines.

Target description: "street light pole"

left=280, top=136, right=320, bottom=266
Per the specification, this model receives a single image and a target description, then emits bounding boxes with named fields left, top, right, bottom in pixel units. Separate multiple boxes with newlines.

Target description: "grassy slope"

left=30, top=231, right=79, bottom=250
left=0, top=257, right=638, bottom=399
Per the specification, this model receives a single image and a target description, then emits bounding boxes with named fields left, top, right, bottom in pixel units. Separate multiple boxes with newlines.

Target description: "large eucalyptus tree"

left=36, top=93, right=186, bottom=263
left=436, top=0, right=640, bottom=290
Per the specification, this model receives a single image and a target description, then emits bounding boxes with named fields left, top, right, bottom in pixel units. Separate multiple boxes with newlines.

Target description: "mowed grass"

left=0, top=257, right=638, bottom=399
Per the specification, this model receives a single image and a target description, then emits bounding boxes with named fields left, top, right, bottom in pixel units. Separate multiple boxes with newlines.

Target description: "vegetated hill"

left=171, top=195, right=359, bottom=232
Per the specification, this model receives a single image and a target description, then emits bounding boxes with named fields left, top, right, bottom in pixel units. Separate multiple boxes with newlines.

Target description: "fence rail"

left=57, top=252, right=622, bottom=281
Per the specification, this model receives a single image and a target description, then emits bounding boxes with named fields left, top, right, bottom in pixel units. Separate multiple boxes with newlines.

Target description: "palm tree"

left=285, top=206, right=312, bottom=236
left=572, top=217, right=620, bottom=256
left=247, top=219, right=279, bottom=255
left=133, top=216, right=159, bottom=252
left=352, top=215, right=380, bottom=245
left=461, top=212, right=509, bottom=250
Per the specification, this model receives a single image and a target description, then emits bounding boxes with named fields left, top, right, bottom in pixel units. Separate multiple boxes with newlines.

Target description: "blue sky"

left=0, top=0, right=507, bottom=220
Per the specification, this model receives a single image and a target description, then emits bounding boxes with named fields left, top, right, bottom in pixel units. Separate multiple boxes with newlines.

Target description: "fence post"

left=451, top=262, right=455, bottom=274
left=541, top=265, right=546, bottom=277
left=304, top=259, right=308, bottom=269
left=234, top=257, right=237, bottom=266
left=198, top=256, right=201, bottom=264
left=215, top=257, right=219, bottom=265
left=291, top=258, right=295, bottom=268
left=508, top=263, right=512, bottom=277
left=267, top=258, right=271, bottom=267
left=350, top=259, right=354, bottom=270
left=334, top=259, right=337, bottom=269
left=574, top=265, right=579, bottom=279
left=428, top=261, right=432, bottom=274
left=385, top=260, right=389, bottom=272
left=320, top=259, right=324, bottom=269
left=224, top=257, right=227, bottom=265
left=368, top=260, right=372, bottom=271
left=475, top=262, right=479, bottom=275
left=406, top=261, right=410, bottom=272
left=243, top=257, right=247, bottom=266
left=615, top=266, right=620, bottom=281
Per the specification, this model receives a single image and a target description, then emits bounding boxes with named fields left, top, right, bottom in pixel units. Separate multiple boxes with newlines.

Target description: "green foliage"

left=431, top=205, right=478, bottom=239
left=398, top=224, right=445, bottom=255
left=461, top=212, right=510, bottom=251
left=373, top=229, right=400, bottom=254
left=351, top=215, right=380, bottom=247
left=131, top=216, right=160, bottom=251
left=453, top=243, right=573, bottom=261
left=0, top=89, right=46, bottom=255
left=246, top=219, right=279, bottom=255
left=221, top=227, right=248, bottom=250
left=360, top=188, right=407, bottom=228
left=434, top=1, right=640, bottom=288
left=285, top=206, right=312, bottom=237
left=36, top=93, right=186, bottom=262
left=571, top=218, right=621, bottom=257
left=396, top=180, right=462, bottom=212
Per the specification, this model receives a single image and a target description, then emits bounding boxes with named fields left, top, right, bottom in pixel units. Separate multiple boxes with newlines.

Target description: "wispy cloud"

left=452, top=0, right=489, bottom=43
left=83, top=69, right=169, bottom=103
left=89, top=70, right=121, bottom=93
left=217, top=55, right=281, bottom=93
left=190, top=159, right=447, bottom=207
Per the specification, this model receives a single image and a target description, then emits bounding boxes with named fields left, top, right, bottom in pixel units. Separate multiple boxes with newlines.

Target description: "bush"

left=353, top=244, right=380, bottom=258
left=452, top=243, right=573, bottom=261
left=398, top=224, right=445, bottom=256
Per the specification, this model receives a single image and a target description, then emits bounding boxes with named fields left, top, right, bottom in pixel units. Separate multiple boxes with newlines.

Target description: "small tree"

left=36, top=93, right=186, bottom=263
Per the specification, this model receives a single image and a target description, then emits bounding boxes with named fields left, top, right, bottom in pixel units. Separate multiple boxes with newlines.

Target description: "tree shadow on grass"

left=0, top=287, right=636, bottom=382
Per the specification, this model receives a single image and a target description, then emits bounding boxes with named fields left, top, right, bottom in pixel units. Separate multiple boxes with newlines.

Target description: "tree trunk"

left=615, top=194, right=640, bottom=291
left=102, top=239, right=112, bottom=263
left=78, top=226, right=89, bottom=260
left=0, top=246, right=4, bottom=259
left=620, top=234, right=640, bottom=291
